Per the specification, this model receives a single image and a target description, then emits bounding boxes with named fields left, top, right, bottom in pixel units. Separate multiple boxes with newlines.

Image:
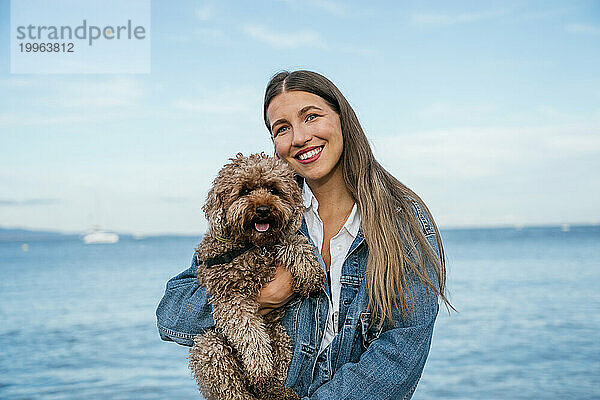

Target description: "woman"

left=156, top=70, right=451, bottom=399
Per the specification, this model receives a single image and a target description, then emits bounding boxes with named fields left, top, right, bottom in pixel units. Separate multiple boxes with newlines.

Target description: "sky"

left=1, top=0, right=599, bottom=235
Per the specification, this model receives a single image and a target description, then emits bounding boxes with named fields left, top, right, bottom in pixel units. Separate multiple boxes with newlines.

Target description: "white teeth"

left=298, top=147, right=322, bottom=160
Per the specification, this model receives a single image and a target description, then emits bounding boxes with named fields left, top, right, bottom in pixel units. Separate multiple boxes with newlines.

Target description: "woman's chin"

left=302, top=161, right=343, bottom=185
left=294, top=166, right=323, bottom=182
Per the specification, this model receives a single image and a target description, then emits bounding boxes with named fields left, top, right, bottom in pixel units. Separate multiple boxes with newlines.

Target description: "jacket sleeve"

left=155, top=253, right=215, bottom=346
left=303, top=201, right=442, bottom=400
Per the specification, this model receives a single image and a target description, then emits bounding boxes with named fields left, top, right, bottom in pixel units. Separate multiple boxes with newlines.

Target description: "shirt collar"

left=302, top=180, right=318, bottom=210
left=302, top=181, right=361, bottom=238
left=343, top=203, right=361, bottom=238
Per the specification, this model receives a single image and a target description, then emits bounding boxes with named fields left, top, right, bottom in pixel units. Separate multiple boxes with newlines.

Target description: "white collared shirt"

left=302, top=181, right=361, bottom=355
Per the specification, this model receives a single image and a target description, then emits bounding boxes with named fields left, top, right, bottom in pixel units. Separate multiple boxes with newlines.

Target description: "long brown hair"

left=263, top=70, right=451, bottom=326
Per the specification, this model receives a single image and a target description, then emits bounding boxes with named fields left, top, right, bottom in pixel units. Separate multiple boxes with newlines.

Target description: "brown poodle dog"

left=189, top=153, right=324, bottom=400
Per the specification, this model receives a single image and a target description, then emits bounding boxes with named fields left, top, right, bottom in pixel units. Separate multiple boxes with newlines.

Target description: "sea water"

left=0, top=226, right=598, bottom=399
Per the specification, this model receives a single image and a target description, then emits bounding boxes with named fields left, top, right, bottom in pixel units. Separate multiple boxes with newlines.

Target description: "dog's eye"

left=240, top=187, right=251, bottom=196
left=269, top=186, right=279, bottom=195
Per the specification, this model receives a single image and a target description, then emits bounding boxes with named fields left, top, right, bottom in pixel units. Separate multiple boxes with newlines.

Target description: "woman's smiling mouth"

left=295, top=146, right=323, bottom=164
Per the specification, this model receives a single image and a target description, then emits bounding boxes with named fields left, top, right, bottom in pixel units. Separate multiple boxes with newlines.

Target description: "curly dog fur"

left=189, top=153, right=324, bottom=400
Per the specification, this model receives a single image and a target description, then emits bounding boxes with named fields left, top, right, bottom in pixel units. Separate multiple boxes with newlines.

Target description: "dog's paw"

left=306, top=252, right=325, bottom=292
left=252, top=379, right=300, bottom=400
left=280, top=387, right=301, bottom=400
left=294, top=246, right=325, bottom=295
left=276, top=237, right=325, bottom=296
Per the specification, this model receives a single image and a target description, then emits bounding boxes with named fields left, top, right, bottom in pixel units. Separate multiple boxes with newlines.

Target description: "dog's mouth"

left=254, top=222, right=271, bottom=232
left=252, top=216, right=277, bottom=233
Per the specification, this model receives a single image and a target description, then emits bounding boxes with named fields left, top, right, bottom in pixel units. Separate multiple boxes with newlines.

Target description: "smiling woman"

left=156, top=70, right=452, bottom=400
left=268, top=91, right=344, bottom=186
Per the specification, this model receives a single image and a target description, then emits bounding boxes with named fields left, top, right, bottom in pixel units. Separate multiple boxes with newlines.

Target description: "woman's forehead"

left=267, top=91, right=331, bottom=118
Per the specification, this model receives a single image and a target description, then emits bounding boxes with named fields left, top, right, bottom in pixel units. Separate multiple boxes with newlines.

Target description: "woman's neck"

left=306, top=164, right=354, bottom=219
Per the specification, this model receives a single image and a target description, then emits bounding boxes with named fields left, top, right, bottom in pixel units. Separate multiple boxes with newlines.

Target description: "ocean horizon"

left=1, top=225, right=598, bottom=399
left=1, top=221, right=596, bottom=239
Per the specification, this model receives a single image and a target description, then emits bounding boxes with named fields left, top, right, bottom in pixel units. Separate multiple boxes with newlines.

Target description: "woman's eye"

left=306, top=113, right=318, bottom=122
left=275, top=126, right=289, bottom=136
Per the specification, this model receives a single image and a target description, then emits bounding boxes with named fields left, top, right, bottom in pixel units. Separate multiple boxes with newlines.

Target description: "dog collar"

left=214, top=235, right=232, bottom=243
left=202, top=242, right=255, bottom=268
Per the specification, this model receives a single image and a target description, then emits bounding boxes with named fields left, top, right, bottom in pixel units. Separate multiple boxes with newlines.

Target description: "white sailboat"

left=83, top=226, right=119, bottom=244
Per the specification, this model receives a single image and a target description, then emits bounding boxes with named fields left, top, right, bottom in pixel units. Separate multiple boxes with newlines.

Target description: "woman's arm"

left=156, top=254, right=297, bottom=345
left=156, top=253, right=214, bottom=346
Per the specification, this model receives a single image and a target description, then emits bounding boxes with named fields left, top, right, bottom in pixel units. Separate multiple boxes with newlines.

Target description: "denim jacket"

left=156, top=201, right=441, bottom=400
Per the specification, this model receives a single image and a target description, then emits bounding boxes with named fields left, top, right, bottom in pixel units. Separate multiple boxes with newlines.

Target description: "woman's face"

left=267, top=91, right=344, bottom=185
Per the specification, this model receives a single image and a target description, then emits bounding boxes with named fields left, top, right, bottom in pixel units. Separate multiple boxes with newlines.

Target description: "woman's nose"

left=291, top=124, right=311, bottom=147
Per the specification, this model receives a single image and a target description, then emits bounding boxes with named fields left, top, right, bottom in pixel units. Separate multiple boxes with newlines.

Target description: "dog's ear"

left=268, top=157, right=304, bottom=235
left=285, top=201, right=303, bottom=234
left=203, top=185, right=228, bottom=237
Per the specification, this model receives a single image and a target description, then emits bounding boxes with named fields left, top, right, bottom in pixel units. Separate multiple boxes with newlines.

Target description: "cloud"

left=0, top=198, right=62, bottom=206
left=0, top=110, right=143, bottom=127
left=172, top=86, right=262, bottom=117
left=338, top=44, right=380, bottom=57
left=547, top=132, right=600, bottom=154
left=174, top=99, right=234, bottom=113
left=195, top=3, right=215, bottom=21
left=35, top=77, right=145, bottom=108
left=418, top=102, right=498, bottom=121
left=0, top=78, right=32, bottom=88
left=412, top=10, right=505, bottom=26
left=565, top=23, right=600, bottom=35
left=309, top=0, right=347, bottom=16
left=516, top=7, right=576, bottom=22
left=0, top=76, right=148, bottom=129
left=195, top=27, right=229, bottom=43
left=173, top=99, right=250, bottom=114
left=370, top=124, right=600, bottom=180
left=243, top=24, right=325, bottom=49
left=275, top=0, right=348, bottom=17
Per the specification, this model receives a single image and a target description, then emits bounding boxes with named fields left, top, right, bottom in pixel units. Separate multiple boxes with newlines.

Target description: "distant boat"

left=560, top=223, right=570, bottom=232
left=83, top=227, right=119, bottom=244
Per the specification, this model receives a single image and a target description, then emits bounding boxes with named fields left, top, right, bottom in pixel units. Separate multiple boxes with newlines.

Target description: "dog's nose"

left=256, top=206, right=270, bottom=218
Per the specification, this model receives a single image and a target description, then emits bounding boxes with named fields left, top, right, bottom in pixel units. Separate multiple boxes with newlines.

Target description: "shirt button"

left=337, top=245, right=342, bottom=251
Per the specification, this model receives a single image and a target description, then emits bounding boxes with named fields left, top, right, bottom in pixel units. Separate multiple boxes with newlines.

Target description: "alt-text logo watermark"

left=11, top=0, right=151, bottom=74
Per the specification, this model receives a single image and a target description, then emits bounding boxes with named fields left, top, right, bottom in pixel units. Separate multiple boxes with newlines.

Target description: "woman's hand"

left=257, top=265, right=295, bottom=316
